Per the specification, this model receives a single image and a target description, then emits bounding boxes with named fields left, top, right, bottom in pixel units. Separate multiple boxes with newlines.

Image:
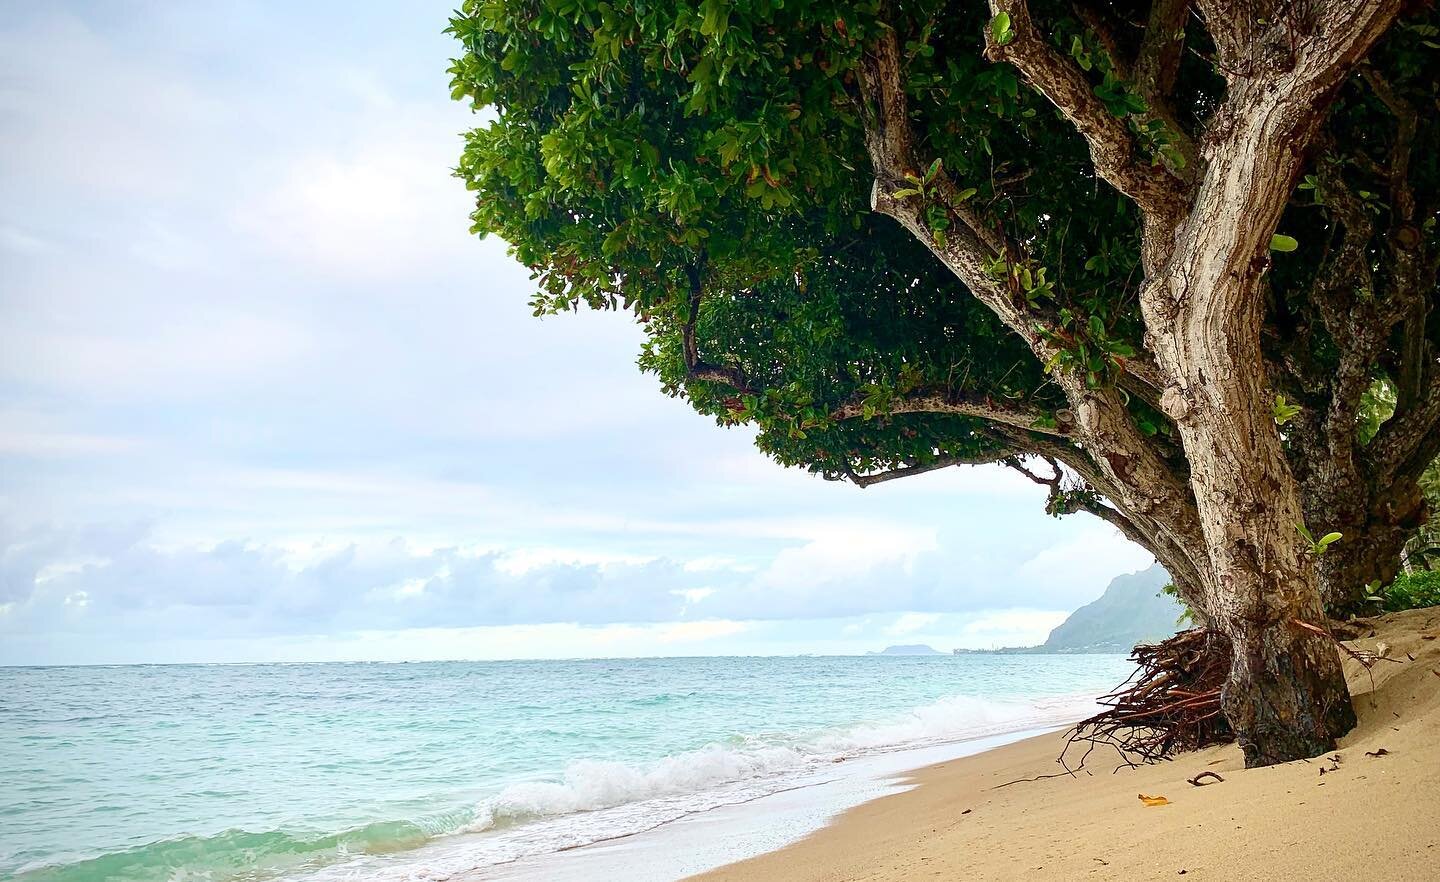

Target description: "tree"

left=448, top=0, right=1440, bottom=766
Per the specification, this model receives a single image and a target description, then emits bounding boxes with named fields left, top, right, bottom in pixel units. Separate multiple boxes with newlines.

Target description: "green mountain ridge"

left=953, top=562, right=1185, bottom=654
left=1038, top=562, right=1184, bottom=652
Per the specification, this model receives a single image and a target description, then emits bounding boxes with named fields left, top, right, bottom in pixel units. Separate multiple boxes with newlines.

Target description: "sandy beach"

left=694, top=607, right=1440, bottom=882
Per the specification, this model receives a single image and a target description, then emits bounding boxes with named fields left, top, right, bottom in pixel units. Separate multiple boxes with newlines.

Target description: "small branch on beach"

left=1186, top=771, right=1225, bottom=786
left=988, top=769, right=1086, bottom=790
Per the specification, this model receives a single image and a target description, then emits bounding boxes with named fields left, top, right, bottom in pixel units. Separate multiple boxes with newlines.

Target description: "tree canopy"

left=449, top=3, right=1437, bottom=600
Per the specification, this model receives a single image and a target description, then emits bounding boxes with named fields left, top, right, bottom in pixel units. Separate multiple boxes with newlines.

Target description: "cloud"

left=1, top=311, right=313, bottom=402
left=756, top=522, right=939, bottom=591
left=0, top=522, right=1153, bottom=650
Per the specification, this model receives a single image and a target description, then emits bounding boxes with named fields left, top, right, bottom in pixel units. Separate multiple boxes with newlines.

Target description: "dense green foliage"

left=1378, top=569, right=1440, bottom=612
left=447, top=0, right=1438, bottom=488
left=446, top=0, right=1185, bottom=479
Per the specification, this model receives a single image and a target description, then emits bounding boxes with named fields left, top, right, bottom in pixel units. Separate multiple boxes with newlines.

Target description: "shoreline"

left=691, top=606, right=1440, bottom=881
left=477, top=726, right=1054, bottom=882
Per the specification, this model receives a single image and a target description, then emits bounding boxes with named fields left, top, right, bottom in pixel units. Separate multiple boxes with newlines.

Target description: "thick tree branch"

left=1359, top=65, right=1418, bottom=227
left=843, top=451, right=1006, bottom=488
left=833, top=389, right=1069, bottom=437
left=1307, top=157, right=1434, bottom=488
left=1309, top=164, right=1380, bottom=463
left=983, top=0, right=1193, bottom=220
left=1132, top=0, right=1195, bottom=160
left=1196, top=0, right=1402, bottom=86
left=1358, top=64, right=1429, bottom=415
left=859, top=29, right=1026, bottom=332
left=1119, top=353, right=1166, bottom=408
left=1070, top=2, right=1130, bottom=79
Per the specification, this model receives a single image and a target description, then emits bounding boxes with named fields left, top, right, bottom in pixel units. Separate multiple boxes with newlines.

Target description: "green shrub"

left=1379, top=570, right=1440, bottom=612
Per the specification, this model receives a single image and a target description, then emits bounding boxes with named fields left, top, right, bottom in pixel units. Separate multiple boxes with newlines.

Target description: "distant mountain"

left=870, top=644, right=943, bottom=655
left=952, top=562, right=1186, bottom=655
left=1038, top=562, right=1185, bottom=652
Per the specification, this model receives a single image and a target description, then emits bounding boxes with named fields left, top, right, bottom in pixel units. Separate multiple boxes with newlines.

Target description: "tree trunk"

left=1220, top=593, right=1357, bottom=766
left=1144, top=79, right=1365, bottom=765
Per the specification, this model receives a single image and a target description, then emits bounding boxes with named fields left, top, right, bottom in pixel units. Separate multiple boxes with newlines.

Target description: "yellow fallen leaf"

left=1138, top=793, right=1170, bottom=807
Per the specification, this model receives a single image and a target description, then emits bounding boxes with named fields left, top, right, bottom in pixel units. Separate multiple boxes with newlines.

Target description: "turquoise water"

left=1, top=655, right=1132, bottom=881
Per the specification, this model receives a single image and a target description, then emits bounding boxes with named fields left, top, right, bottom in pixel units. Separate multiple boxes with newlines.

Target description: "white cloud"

left=756, top=521, right=939, bottom=590
left=495, top=547, right=659, bottom=577
left=0, top=309, right=312, bottom=401
left=954, top=608, right=1070, bottom=647
left=671, top=587, right=714, bottom=604
left=655, top=619, right=750, bottom=643
left=681, top=556, right=754, bottom=573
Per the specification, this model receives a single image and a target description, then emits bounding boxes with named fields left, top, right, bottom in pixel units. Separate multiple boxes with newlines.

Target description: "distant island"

left=869, top=644, right=944, bottom=656
left=953, top=563, right=1185, bottom=654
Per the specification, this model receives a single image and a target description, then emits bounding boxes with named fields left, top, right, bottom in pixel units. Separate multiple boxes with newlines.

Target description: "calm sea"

left=1, top=654, right=1132, bottom=881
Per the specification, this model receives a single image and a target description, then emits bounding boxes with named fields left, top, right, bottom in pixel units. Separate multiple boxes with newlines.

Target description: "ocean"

left=1, top=654, right=1133, bottom=882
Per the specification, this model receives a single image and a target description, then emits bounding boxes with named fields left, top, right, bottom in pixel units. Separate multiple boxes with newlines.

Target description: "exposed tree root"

left=1060, top=629, right=1233, bottom=771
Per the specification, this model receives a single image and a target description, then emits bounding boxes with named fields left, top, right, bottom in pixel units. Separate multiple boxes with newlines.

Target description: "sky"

left=0, top=1, right=1153, bottom=665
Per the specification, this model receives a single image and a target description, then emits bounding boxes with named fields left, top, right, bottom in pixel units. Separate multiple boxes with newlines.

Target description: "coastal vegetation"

left=447, top=1, right=1439, bottom=766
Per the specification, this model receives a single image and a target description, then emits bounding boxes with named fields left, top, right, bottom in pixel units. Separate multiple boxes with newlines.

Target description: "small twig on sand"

left=1186, top=771, right=1224, bottom=786
left=989, top=770, right=1081, bottom=790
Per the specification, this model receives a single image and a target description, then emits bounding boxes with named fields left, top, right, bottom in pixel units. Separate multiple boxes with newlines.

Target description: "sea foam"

left=422, top=689, right=1099, bottom=875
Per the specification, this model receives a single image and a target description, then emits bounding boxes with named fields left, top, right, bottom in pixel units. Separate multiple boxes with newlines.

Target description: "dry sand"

left=693, top=607, right=1440, bottom=882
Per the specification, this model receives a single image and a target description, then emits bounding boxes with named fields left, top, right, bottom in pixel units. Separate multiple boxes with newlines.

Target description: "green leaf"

left=1270, top=234, right=1299, bottom=252
left=699, top=0, right=729, bottom=38
left=1273, top=394, right=1302, bottom=425
left=1318, top=532, right=1343, bottom=547
left=990, top=12, right=1013, bottom=45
